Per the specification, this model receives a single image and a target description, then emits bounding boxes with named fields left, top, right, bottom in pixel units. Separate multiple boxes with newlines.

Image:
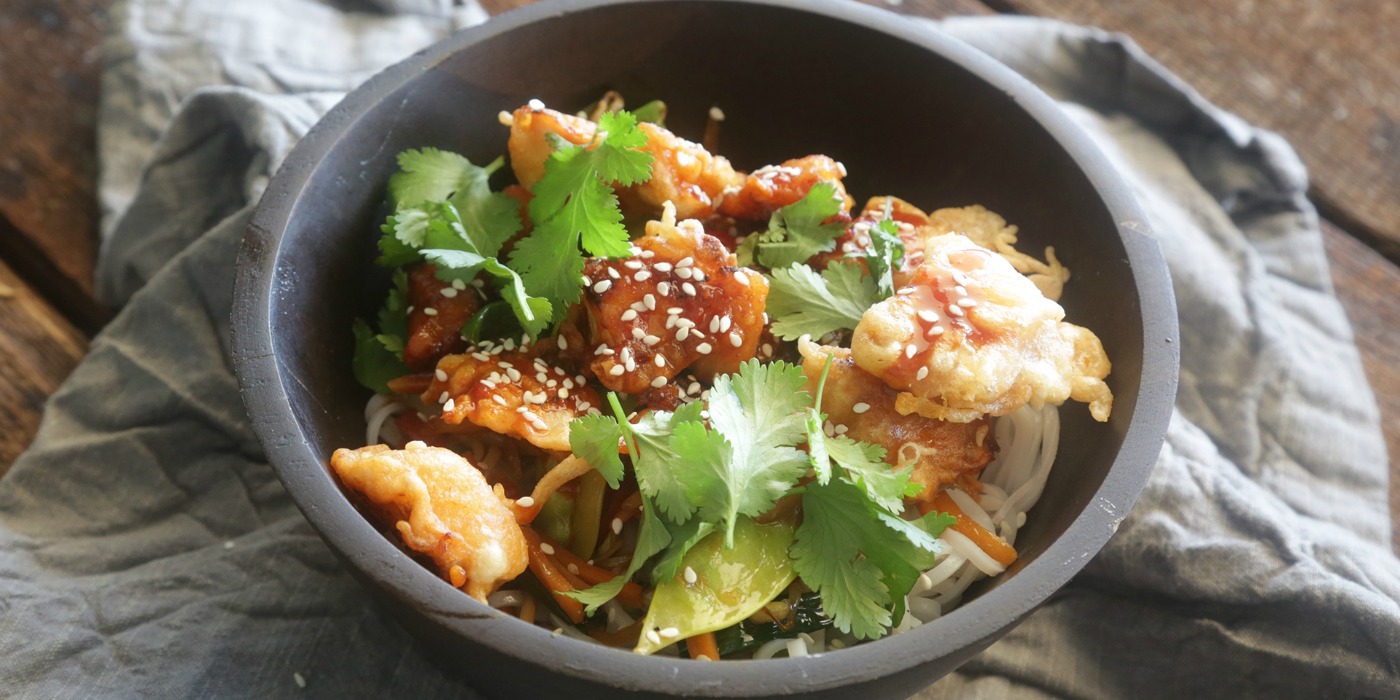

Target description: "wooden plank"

left=0, top=0, right=108, bottom=310
left=1321, top=221, right=1400, bottom=549
left=996, top=0, right=1400, bottom=261
left=0, top=259, right=87, bottom=475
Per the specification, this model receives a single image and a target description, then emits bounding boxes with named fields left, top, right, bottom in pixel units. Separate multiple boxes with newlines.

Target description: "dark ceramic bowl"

left=232, top=0, right=1179, bottom=697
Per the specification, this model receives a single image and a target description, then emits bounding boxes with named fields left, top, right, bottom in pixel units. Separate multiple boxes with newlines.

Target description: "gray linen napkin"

left=3, top=1, right=1397, bottom=697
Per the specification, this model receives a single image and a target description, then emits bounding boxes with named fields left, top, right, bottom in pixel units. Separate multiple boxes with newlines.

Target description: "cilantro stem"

left=813, top=354, right=834, bottom=416
left=606, top=392, right=641, bottom=458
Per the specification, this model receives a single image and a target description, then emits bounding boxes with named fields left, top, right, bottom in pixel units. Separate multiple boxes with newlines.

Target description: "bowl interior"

left=239, top=0, right=1174, bottom=696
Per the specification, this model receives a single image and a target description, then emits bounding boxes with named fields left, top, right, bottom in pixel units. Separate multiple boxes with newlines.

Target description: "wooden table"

left=2, top=0, right=1397, bottom=547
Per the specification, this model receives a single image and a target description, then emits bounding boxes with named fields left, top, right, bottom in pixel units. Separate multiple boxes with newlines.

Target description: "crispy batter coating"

left=580, top=210, right=769, bottom=394
left=716, top=155, right=855, bottom=221
left=423, top=340, right=602, bottom=452
left=506, top=104, right=742, bottom=220
left=911, top=205, right=1069, bottom=300
left=330, top=443, right=528, bottom=602
left=800, top=341, right=995, bottom=498
left=404, top=264, right=481, bottom=371
left=853, top=233, right=1112, bottom=423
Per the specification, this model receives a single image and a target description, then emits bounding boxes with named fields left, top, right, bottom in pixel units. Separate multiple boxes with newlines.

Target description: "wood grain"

left=997, top=0, right=1400, bottom=261
left=0, top=0, right=110, bottom=330
left=0, top=259, right=87, bottom=475
left=1322, top=222, right=1400, bottom=547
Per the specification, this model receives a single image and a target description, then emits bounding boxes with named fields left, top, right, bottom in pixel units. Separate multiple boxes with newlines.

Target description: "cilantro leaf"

left=673, top=360, right=811, bottom=545
left=866, top=218, right=905, bottom=298
left=754, top=181, right=848, bottom=269
left=649, top=518, right=715, bottom=584
left=389, top=148, right=519, bottom=256
left=825, top=437, right=919, bottom=514
left=791, top=479, right=895, bottom=639
left=565, top=492, right=672, bottom=615
left=630, top=401, right=706, bottom=522
left=568, top=413, right=625, bottom=488
left=806, top=353, right=834, bottom=484
left=352, top=319, right=409, bottom=394
left=512, top=110, right=653, bottom=315
left=767, top=261, right=879, bottom=340
left=792, top=478, right=942, bottom=639
left=376, top=268, right=410, bottom=348
left=421, top=248, right=552, bottom=337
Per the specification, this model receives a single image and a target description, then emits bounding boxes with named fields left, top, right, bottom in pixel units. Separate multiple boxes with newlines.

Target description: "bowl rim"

left=232, top=0, right=1180, bottom=694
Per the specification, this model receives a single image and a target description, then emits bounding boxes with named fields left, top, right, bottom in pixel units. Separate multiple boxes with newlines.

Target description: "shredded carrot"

left=687, top=631, right=719, bottom=661
left=514, top=456, right=594, bottom=524
left=523, top=532, right=586, bottom=623
left=530, top=528, right=646, bottom=609
left=923, top=492, right=1018, bottom=567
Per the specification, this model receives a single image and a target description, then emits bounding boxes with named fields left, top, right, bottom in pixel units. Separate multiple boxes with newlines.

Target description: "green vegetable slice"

left=634, top=515, right=797, bottom=655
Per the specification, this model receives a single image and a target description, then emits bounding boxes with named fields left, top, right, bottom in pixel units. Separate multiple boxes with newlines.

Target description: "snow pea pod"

left=634, top=515, right=796, bottom=655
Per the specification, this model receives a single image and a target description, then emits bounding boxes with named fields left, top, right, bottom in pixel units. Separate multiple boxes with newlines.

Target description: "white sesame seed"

left=625, top=359, right=636, bottom=372
left=294, top=672, right=306, bottom=689
left=761, top=343, right=773, bottom=357
left=696, top=342, right=712, bottom=354
left=472, top=352, right=490, bottom=361
left=498, top=361, right=514, bottom=369
left=435, top=369, right=449, bottom=382
left=635, top=270, right=652, bottom=282
left=452, top=279, right=467, bottom=290
left=917, top=366, right=930, bottom=381
left=644, top=294, right=657, bottom=310
left=905, top=344, right=917, bottom=359
left=651, top=376, right=668, bottom=388
left=660, top=627, right=680, bottom=639
left=528, top=98, right=545, bottom=111
left=947, top=305, right=964, bottom=317
left=644, top=335, right=661, bottom=346
left=593, top=280, right=612, bottom=293
left=676, top=318, right=696, bottom=328
left=958, top=298, right=978, bottom=308
left=535, top=373, right=548, bottom=383
left=667, top=307, right=683, bottom=315
left=917, top=309, right=939, bottom=323
left=709, top=317, right=721, bottom=333
left=682, top=282, right=697, bottom=296
left=657, top=281, right=672, bottom=295
left=612, top=518, right=624, bottom=535
left=423, top=307, right=438, bottom=317
left=654, top=355, right=666, bottom=368
left=688, top=382, right=702, bottom=395
left=443, top=398, right=455, bottom=412
left=438, top=391, right=450, bottom=403
left=632, top=327, right=646, bottom=339
left=675, top=267, right=693, bottom=280
left=692, top=270, right=705, bottom=282
left=567, top=563, right=580, bottom=575
left=954, top=285, right=968, bottom=296
left=640, top=249, right=655, bottom=258
left=609, top=365, right=625, bottom=376
left=406, top=440, right=427, bottom=450
left=684, top=566, right=698, bottom=584
left=607, top=267, right=620, bottom=280
left=719, top=316, right=732, bottom=332
left=690, top=329, right=705, bottom=338
left=645, top=629, right=662, bottom=645
left=928, top=325, right=946, bottom=336
left=655, top=262, right=673, bottom=272
left=729, top=332, right=743, bottom=348
left=624, top=260, right=644, bottom=270
left=440, top=287, right=459, bottom=298
left=734, top=270, right=750, bottom=286
left=853, top=402, right=871, bottom=414
left=594, top=344, right=610, bottom=355
left=563, top=378, right=574, bottom=389
left=677, top=256, right=694, bottom=268
left=581, top=275, right=591, bottom=286
left=557, top=336, right=568, bottom=350
left=506, top=368, right=522, bottom=382
left=532, top=418, right=549, bottom=431
left=492, top=395, right=508, bottom=406
left=835, top=424, right=848, bottom=435
left=539, top=541, right=553, bottom=554
left=676, top=327, right=690, bottom=341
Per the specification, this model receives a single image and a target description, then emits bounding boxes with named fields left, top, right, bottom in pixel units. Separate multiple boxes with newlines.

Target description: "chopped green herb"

left=766, top=261, right=879, bottom=340
left=753, top=181, right=848, bottom=269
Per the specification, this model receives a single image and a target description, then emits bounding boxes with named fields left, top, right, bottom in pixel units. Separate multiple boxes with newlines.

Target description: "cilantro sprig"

left=738, top=181, right=848, bottom=269
left=766, top=261, right=879, bottom=340
left=509, top=110, right=654, bottom=316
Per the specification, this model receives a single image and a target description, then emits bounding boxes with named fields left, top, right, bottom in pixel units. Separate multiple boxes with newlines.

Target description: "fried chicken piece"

left=800, top=341, right=995, bottom=498
left=330, top=443, right=528, bottom=602
left=422, top=338, right=602, bottom=452
left=506, top=103, right=743, bottom=220
left=716, top=155, right=855, bottom=221
left=404, top=264, right=482, bottom=371
left=908, top=205, right=1069, bottom=300
left=852, top=233, right=1112, bottom=423
left=580, top=208, right=769, bottom=395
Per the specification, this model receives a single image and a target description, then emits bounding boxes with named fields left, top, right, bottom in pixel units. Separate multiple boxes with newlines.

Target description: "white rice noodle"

left=753, top=638, right=790, bottom=660
left=907, top=405, right=1061, bottom=624
left=547, top=613, right=593, bottom=642
left=785, top=636, right=810, bottom=658
left=889, top=603, right=923, bottom=635
left=363, top=394, right=407, bottom=447
left=603, top=600, right=635, bottom=633
left=945, top=489, right=994, bottom=532
left=941, top=530, right=1006, bottom=577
